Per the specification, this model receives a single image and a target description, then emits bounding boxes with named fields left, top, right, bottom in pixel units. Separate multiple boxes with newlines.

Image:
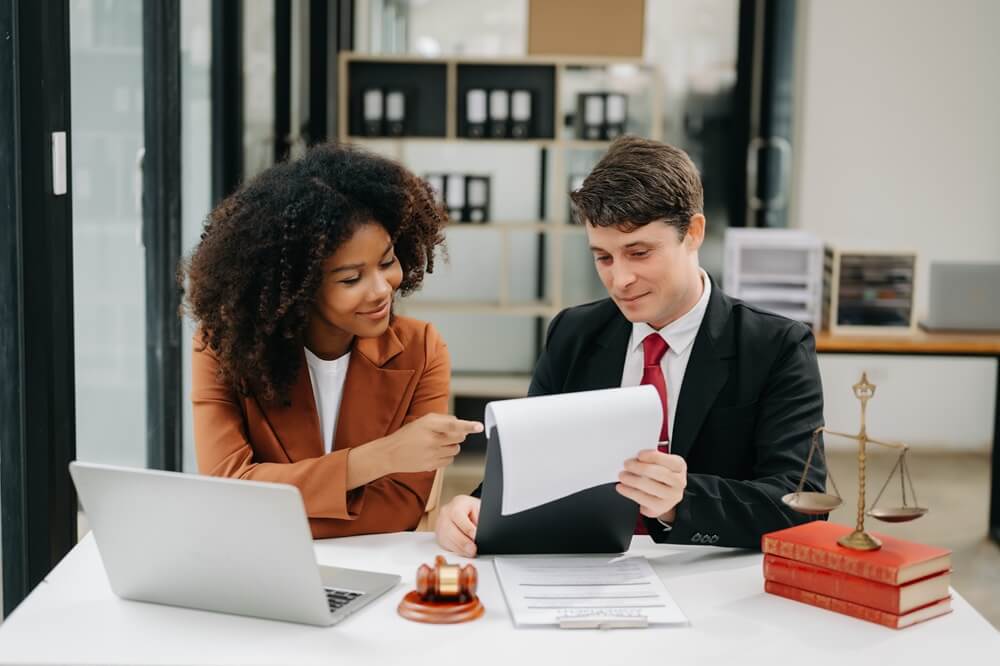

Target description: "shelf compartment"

left=456, top=63, right=557, bottom=140
left=346, top=60, right=448, bottom=138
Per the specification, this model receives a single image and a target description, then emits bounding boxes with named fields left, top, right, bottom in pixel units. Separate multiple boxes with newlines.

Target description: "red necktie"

left=635, top=333, right=669, bottom=535
left=642, top=333, right=670, bottom=448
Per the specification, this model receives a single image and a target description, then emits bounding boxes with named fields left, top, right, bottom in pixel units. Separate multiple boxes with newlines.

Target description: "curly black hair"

left=180, top=143, right=447, bottom=402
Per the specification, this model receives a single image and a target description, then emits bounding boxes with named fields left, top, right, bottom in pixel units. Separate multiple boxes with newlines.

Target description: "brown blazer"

left=191, top=316, right=449, bottom=539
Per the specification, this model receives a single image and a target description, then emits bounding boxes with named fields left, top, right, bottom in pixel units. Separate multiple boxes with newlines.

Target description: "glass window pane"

left=243, top=0, right=275, bottom=178
left=70, top=0, right=146, bottom=468
left=180, top=0, right=213, bottom=472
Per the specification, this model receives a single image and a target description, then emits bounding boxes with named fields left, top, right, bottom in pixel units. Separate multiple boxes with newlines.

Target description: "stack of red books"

left=761, top=521, right=952, bottom=629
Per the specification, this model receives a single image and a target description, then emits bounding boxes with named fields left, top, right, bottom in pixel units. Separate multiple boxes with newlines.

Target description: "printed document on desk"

left=493, top=556, right=688, bottom=628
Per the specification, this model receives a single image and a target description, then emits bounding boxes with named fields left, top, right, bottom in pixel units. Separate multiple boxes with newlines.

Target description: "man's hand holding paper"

left=617, top=449, right=687, bottom=523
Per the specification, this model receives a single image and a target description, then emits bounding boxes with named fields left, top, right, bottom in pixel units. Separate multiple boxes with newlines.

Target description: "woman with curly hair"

left=182, top=143, right=482, bottom=538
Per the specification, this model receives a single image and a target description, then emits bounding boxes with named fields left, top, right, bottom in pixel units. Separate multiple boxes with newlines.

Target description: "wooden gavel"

left=416, top=555, right=478, bottom=602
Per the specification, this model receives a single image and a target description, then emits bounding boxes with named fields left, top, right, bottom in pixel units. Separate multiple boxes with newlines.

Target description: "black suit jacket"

left=475, top=280, right=827, bottom=550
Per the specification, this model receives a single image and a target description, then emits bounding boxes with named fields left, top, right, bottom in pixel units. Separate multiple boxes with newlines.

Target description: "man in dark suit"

left=435, top=137, right=826, bottom=555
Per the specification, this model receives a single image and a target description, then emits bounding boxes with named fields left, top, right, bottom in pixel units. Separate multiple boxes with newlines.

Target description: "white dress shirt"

left=304, top=347, right=351, bottom=454
left=620, top=269, right=711, bottom=445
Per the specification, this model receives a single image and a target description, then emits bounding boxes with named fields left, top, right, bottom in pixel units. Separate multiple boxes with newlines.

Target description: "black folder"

left=475, top=426, right=638, bottom=555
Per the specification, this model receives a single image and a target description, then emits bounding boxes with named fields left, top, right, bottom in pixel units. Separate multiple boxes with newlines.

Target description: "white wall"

left=405, top=0, right=526, bottom=57
left=792, top=0, right=1000, bottom=450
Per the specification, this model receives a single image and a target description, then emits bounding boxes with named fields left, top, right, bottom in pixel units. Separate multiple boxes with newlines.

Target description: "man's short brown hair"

left=569, top=136, right=704, bottom=236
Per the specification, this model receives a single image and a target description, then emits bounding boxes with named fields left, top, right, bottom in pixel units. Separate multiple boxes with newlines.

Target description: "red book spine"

left=763, top=555, right=904, bottom=613
left=761, top=534, right=899, bottom=584
left=765, top=580, right=953, bottom=629
left=765, top=580, right=907, bottom=628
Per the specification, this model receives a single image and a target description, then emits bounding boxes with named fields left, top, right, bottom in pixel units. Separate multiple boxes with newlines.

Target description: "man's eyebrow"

left=589, top=240, right=656, bottom=253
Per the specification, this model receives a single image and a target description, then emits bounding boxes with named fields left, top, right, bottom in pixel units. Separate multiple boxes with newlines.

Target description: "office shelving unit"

left=337, top=52, right=663, bottom=404
left=830, top=250, right=919, bottom=334
left=724, top=228, right=833, bottom=332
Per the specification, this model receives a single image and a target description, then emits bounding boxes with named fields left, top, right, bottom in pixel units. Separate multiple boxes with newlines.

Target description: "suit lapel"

left=579, top=311, right=632, bottom=391
left=259, top=324, right=415, bottom=461
left=669, top=283, right=736, bottom=460
left=333, top=324, right=415, bottom=451
left=259, top=349, right=325, bottom=461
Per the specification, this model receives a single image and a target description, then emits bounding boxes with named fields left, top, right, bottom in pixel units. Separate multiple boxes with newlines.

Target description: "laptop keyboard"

left=325, top=587, right=363, bottom=613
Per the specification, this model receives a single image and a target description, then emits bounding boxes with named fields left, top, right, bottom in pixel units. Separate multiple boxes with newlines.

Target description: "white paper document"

left=493, top=556, right=688, bottom=628
left=484, top=386, right=662, bottom=516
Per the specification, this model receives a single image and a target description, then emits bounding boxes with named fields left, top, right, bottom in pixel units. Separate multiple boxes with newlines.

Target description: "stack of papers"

left=493, top=556, right=688, bottom=628
left=485, top=386, right=662, bottom=516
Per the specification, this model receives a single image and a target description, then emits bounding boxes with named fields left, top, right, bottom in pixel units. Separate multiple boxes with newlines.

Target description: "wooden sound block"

left=397, top=590, right=484, bottom=624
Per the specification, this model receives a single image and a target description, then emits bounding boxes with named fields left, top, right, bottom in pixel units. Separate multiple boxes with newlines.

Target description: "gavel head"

left=416, top=555, right=478, bottom=601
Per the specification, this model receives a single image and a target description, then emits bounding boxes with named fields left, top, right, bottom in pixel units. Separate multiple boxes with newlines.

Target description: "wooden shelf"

left=346, top=135, right=448, bottom=143
left=732, top=273, right=812, bottom=285
left=344, top=135, right=617, bottom=150
left=559, top=139, right=615, bottom=149
left=444, top=221, right=585, bottom=232
left=339, top=52, right=652, bottom=68
left=346, top=135, right=553, bottom=145
left=398, top=301, right=557, bottom=317
left=443, top=137, right=558, bottom=146
left=451, top=373, right=531, bottom=398
left=339, top=52, right=662, bottom=143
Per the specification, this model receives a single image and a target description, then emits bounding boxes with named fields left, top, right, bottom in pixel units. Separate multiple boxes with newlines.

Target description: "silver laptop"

left=921, top=261, right=1000, bottom=332
left=69, top=462, right=400, bottom=626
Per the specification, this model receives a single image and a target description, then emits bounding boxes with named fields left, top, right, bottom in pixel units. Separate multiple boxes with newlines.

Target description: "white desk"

left=0, top=532, right=995, bottom=665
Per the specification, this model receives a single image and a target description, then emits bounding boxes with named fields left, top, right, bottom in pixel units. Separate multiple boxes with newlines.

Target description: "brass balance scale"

left=782, top=372, right=928, bottom=551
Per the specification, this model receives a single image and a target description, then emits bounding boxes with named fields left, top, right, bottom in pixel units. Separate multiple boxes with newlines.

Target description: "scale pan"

left=782, top=492, right=842, bottom=514
left=867, top=506, right=927, bottom=522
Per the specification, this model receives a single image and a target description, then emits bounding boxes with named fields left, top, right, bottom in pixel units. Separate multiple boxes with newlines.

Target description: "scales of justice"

left=782, top=372, right=928, bottom=551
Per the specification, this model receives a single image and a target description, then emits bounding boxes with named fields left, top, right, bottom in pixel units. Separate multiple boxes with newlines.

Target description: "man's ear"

left=685, top=214, right=706, bottom=251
